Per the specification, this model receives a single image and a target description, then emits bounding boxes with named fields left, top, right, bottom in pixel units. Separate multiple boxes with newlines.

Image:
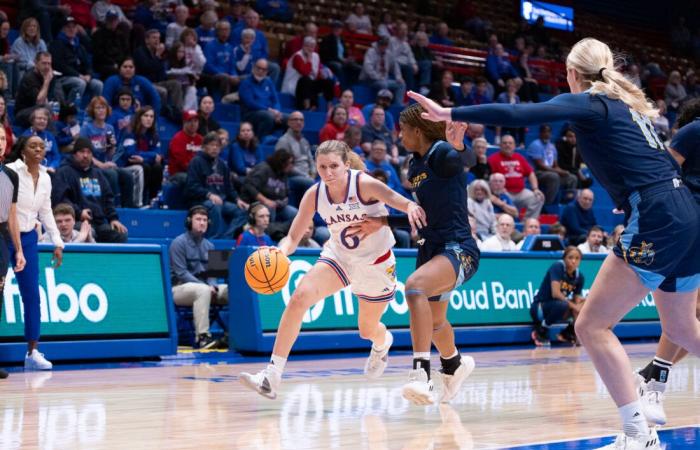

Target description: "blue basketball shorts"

left=416, top=239, right=480, bottom=302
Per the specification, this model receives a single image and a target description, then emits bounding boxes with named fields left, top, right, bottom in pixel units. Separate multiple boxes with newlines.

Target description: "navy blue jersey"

left=408, top=140, right=473, bottom=244
left=670, top=119, right=700, bottom=203
left=535, top=261, right=584, bottom=303
left=451, top=93, right=681, bottom=207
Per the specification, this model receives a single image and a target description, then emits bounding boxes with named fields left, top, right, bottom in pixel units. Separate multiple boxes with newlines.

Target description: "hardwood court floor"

left=0, top=343, right=698, bottom=449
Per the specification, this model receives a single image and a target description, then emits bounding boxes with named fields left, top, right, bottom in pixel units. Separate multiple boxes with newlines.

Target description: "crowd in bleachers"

left=0, top=0, right=697, bottom=252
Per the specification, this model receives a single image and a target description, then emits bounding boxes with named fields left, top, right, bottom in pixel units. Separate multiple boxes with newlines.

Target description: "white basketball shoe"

left=639, top=380, right=667, bottom=425
left=402, top=368, right=434, bottom=406
left=364, top=331, right=393, bottom=379
left=239, top=365, right=282, bottom=400
left=24, top=350, right=52, bottom=371
left=595, top=428, right=661, bottom=450
left=438, top=355, right=475, bottom=403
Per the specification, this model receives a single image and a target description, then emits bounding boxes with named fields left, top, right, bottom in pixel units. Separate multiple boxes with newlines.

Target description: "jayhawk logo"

left=385, top=264, right=397, bottom=281
left=628, top=241, right=655, bottom=266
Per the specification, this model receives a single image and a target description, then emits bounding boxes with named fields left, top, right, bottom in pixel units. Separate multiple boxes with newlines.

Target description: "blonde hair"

left=566, top=38, right=658, bottom=119
left=316, top=139, right=350, bottom=163
left=347, top=151, right=366, bottom=171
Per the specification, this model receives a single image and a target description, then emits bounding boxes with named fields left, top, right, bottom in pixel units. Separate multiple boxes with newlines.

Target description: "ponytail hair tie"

left=598, top=67, right=606, bottom=78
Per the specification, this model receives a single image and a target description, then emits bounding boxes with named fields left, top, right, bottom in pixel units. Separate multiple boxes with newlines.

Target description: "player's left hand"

left=406, top=202, right=426, bottom=232
left=445, top=121, right=468, bottom=150
left=345, top=217, right=384, bottom=241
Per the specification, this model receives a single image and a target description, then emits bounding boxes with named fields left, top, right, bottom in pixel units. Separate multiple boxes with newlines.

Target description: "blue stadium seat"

left=261, top=135, right=279, bottom=146
left=116, top=208, right=187, bottom=238
left=259, top=143, right=276, bottom=160
left=279, top=93, right=295, bottom=110
left=303, top=129, right=319, bottom=146
left=213, top=103, right=241, bottom=122
left=351, top=84, right=374, bottom=106
left=158, top=119, right=179, bottom=140
left=303, top=111, right=327, bottom=132
left=162, top=182, right=187, bottom=210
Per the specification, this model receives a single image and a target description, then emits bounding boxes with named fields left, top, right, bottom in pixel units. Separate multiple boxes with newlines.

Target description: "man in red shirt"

left=487, top=134, right=544, bottom=219
left=168, top=110, right=203, bottom=187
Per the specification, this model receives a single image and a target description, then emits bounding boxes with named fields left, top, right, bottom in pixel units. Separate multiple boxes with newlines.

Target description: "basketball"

left=244, top=247, right=290, bottom=295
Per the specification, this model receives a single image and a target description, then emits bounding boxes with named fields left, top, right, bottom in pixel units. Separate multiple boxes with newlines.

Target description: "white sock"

left=619, top=400, right=649, bottom=438
left=413, top=352, right=431, bottom=360
left=372, top=330, right=390, bottom=352
left=270, top=354, right=287, bottom=373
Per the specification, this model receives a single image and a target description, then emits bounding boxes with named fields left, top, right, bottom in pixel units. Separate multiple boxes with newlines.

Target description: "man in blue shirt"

left=361, top=106, right=399, bottom=163
left=230, top=9, right=280, bottom=85
left=527, top=124, right=578, bottom=204
left=361, top=89, right=396, bottom=131
left=560, top=188, right=598, bottom=245
left=364, top=139, right=407, bottom=197
left=239, top=59, right=288, bottom=138
left=203, top=20, right=241, bottom=98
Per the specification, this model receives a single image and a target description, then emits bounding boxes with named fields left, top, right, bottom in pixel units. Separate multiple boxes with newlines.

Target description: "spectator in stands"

left=49, top=16, right=103, bottom=106
left=346, top=3, right=373, bottom=35
left=203, top=21, right=240, bottom=98
left=467, top=179, right=496, bottom=238
left=377, top=12, right=395, bottom=38
left=361, top=106, right=399, bottom=163
left=134, top=29, right=184, bottom=118
left=361, top=89, right=396, bottom=131
left=42, top=203, right=95, bottom=244
left=344, top=126, right=363, bottom=156
left=239, top=58, right=288, bottom=138
left=430, top=22, right=454, bottom=46
left=186, top=132, right=248, bottom=238
left=320, top=20, right=361, bottom=89
left=102, top=57, right=161, bottom=115
left=365, top=140, right=406, bottom=196
left=529, top=246, right=585, bottom=346
left=610, top=224, right=624, bottom=249
left=285, top=22, right=318, bottom=60
left=275, top=111, right=316, bottom=206
left=165, top=5, right=189, bottom=49
left=11, top=18, right=47, bottom=83
left=0, top=96, right=12, bottom=151
left=488, top=135, right=544, bottom=219
left=428, top=69, right=457, bottom=107
left=170, top=205, right=228, bottom=350
left=488, top=173, right=518, bottom=219
left=168, top=110, right=203, bottom=187
left=468, top=214, right=482, bottom=249
left=196, top=10, right=218, bottom=49
left=257, top=0, right=293, bottom=22
left=231, top=10, right=280, bottom=84
left=54, top=103, right=80, bottom=153
left=495, top=79, right=525, bottom=146
left=197, top=96, right=220, bottom=136
left=549, top=222, right=567, bottom=244
left=469, top=77, right=493, bottom=105
left=486, top=44, right=521, bottom=95
left=456, top=77, right=474, bottom=106
left=91, top=0, right=131, bottom=28
left=0, top=19, right=17, bottom=95
left=180, top=27, right=206, bottom=77
left=653, top=99, right=671, bottom=143
left=480, top=213, right=517, bottom=251
left=298, top=222, right=321, bottom=248
left=91, top=10, right=129, bottom=78
left=514, top=44, right=539, bottom=103
left=319, top=105, right=349, bottom=143
left=119, top=106, right=164, bottom=204
left=560, top=189, right=597, bottom=245
left=18, top=0, right=71, bottom=44
left=241, top=149, right=298, bottom=222
left=470, top=137, right=490, bottom=180
left=282, top=37, right=335, bottom=111
left=332, top=90, right=365, bottom=126
left=360, top=36, right=405, bottom=107
left=230, top=122, right=263, bottom=178
left=52, top=137, right=128, bottom=243
left=237, top=202, right=274, bottom=246
left=527, top=124, right=577, bottom=204
left=21, top=108, right=60, bottom=172
left=107, top=87, right=136, bottom=143
left=232, top=28, right=259, bottom=79
left=390, top=22, right=418, bottom=91
left=465, top=122, right=485, bottom=147
left=556, top=128, right=593, bottom=189
left=665, top=70, right=687, bottom=114
left=577, top=225, right=608, bottom=254
left=367, top=168, right=411, bottom=248
left=167, top=43, right=199, bottom=111
left=133, top=0, right=168, bottom=34
left=515, top=217, right=542, bottom=250
left=411, top=31, right=439, bottom=95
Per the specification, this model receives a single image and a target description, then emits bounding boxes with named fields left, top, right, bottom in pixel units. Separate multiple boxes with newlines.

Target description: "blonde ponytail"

left=566, top=38, right=658, bottom=119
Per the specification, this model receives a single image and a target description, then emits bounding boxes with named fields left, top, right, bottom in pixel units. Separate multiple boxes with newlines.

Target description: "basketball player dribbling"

left=239, top=140, right=426, bottom=399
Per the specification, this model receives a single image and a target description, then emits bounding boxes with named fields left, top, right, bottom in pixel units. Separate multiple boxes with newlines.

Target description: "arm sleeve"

left=451, top=94, right=600, bottom=127
left=429, top=142, right=468, bottom=178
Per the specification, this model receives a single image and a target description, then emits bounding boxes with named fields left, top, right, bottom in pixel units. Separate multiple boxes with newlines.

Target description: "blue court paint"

left=505, top=426, right=699, bottom=449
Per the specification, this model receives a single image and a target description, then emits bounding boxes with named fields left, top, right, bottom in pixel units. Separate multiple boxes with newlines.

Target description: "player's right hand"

left=407, top=202, right=427, bottom=232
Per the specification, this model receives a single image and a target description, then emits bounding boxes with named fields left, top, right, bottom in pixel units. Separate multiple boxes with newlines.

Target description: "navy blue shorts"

left=416, top=239, right=480, bottom=302
left=530, top=300, right=569, bottom=325
left=613, top=180, right=700, bottom=293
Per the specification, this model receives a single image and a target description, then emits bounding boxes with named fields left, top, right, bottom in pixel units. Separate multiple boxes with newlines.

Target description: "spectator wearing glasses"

left=239, top=59, right=288, bottom=138
left=480, top=213, right=517, bottom=251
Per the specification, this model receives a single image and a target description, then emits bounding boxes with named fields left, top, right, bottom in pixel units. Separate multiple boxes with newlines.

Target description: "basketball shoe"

left=364, top=331, right=393, bottom=379
left=595, top=428, right=661, bottom=450
left=239, top=365, right=281, bottom=400
left=24, top=350, right=52, bottom=371
left=438, top=355, right=475, bottom=403
left=402, top=368, right=434, bottom=405
left=638, top=379, right=667, bottom=425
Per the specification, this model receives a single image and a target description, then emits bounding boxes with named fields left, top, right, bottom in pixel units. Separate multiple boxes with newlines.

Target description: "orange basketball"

left=244, top=248, right=290, bottom=295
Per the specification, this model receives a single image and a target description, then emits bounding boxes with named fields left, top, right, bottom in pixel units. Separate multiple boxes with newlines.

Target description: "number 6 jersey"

left=315, top=169, right=395, bottom=263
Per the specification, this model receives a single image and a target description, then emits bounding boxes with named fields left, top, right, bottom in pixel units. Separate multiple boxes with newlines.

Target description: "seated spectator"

left=275, top=111, right=316, bottom=206
left=560, top=189, right=597, bottom=245
left=168, top=110, right=203, bottom=187
left=298, top=222, right=321, bottom=248
left=179, top=28, right=206, bottom=79
left=515, top=218, right=542, bottom=250
left=332, top=90, right=365, bottom=126
left=167, top=43, right=199, bottom=111
left=470, top=137, right=490, bottom=180
left=368, top=168, right=411, bottom=248
left=18, top=0, right=70, bottom=44
left=361, top=107, right=399, bottom=163
left=360, top=36, right=405, bottom=106
left=365, top=140, right=406, bottom=196
left=134, top=29, right=183, bottom=118
left=480, top=214, right=517, bottom=251
left=320, top=106, right=349, bottom=143
left=527, top=124, right=578, bottom=204
left=577, top=225, right=609, bottom=254
left=170, top=205, right=228, bottom=349
left=230, top=122, right=263, bottom=179
left=107, top=87, right=136, bottom=143
left=486, top=44, right=521, bottom=95
left=0, top=18, right=17, bottom=95
left=411, top=31, right=439, bottom=94
left=236, top=202, right=274, bottom=246
left=665, top=70, right=687, bottom=113
left=430, top=22, right=454, bottom=46
left=118, top=106, right=164, bottom=204
left=468, top=77, right=493, bottom=105
left=488, top=135, right=544, bottom=218
left=54, top=103, right=81, bottom=153
left=133, top=0, right=168, bottom=33
left=361, top=90, right=396, bottom=131
left=377, top=12, right=395, bottom=37
left=256, top=0, right=294, bottom=23
left=610, top=224, right=625, bottom=248
left=165, top=5, right=189, bottom=49
left=241, top=149, right=298, bottom=223
left=231, top=10, right=280, bottom=84
left=49, top=16, right=103, bottom=106
left=196, top=10, right=218, bottom=49
left=239, top=58, right=288, bottom=138
left=344, top=126, right=363, bottom=156
left=91, top=1, right=131, bottom=28
left=203, top=21, right=240, bottom=97
left=556, top=128, right=593, bottom=188
left=467, top=179, right=496, bottom=238
left=529, top=246, right=585, bottom=346
left=319, top=20, right=361, bottom=89
left=282, top=37, right=335, bottom=111
left=346, top=3, right=373, bottom=35
left=11, top=18, right=47, bottom=83
left=197, top=96, right=220, bottom=136
left=0, top=96, right=12, bottom=151
left=232, top=28, right=260, bottom=79
left=495, top=79, right=525, bottom=146
left=488, top=172, right=519, bottom=218
left=225, top=0, right=244, bottom=28
left=21, top=107, right=60, bottom=172
left=428, top=70, right=457, bottom=108
left=514, top=44, right=539, bottom=103
left=102, top=57, right=161, bottom=115
left=549, top=222, right=568, bottom=244
left=42, top=203, right=95, bottom=244
left=91, top=10, right=129, bottom=78
left=464, top=122, right=485, bottom=148
left=51, top=137, right=128, bottom=243
left=390, top=22, right=419, bottom=91
left=185, top=132, right=248, bottom=238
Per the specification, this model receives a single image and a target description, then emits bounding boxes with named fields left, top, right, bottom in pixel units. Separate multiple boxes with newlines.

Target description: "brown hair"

left=179, top=27, right=198, bottom=45
left=563, top=245, right=582, bottom=259
left=20, top=17, right=41, bottom=44
left=131, top=106, right=158, bottom=137
left=53, top=203, right=76, bottom=219
left=86, top=96, right=112, bottom=119
left=399, top=103, right=446, bottom=143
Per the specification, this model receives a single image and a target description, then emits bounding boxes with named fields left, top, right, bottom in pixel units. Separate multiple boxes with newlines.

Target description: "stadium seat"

left=116, top=209, right=187, bottom=239
left=213, top=103, right=241, bottom=122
